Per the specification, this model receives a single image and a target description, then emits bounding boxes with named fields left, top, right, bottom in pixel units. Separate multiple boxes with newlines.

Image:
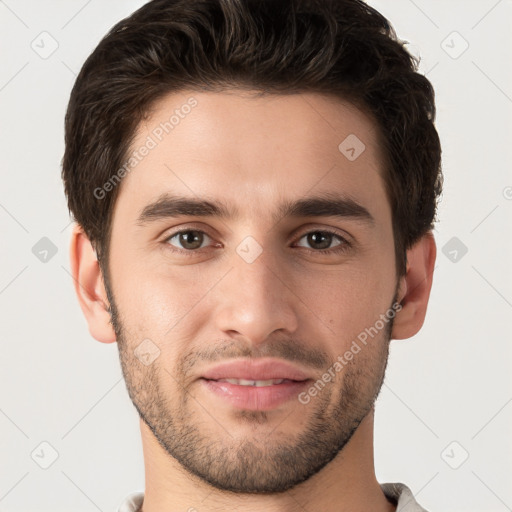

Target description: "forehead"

left=112, top=89, right=390, bottom=226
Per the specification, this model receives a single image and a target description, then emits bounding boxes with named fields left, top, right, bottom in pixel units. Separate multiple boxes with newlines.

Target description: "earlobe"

left=391, top=231, right=437, bottom=340
left=69, top=224, right=117, bottom=344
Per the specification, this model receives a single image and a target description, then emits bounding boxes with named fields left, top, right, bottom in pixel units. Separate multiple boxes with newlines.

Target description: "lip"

left=200, top=358, right=311, bottom=381
left=200, top=378, right=311, bottom=411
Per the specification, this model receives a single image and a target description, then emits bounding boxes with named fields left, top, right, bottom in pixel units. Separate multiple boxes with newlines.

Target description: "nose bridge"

left=213, top=239, right=299, bottom=343
left=235, top=244, right=280, bottom=301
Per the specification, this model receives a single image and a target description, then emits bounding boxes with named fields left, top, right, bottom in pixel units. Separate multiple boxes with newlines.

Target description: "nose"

left=212, top=245, right=300, bottom=345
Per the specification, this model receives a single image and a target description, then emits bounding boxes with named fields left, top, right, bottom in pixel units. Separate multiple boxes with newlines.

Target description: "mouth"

left=205, top=378, right=303, bottom=387
left=199, top=376, right=311, bottom=411
left=198, top=358, right=313, bottom=410
left=200, top=357, right=311, bottom=382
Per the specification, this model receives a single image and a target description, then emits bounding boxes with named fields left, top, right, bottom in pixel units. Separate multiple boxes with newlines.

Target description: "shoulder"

left=116, top=491, right=144, bottom=512
left=380, top=482, right=430, bottom=512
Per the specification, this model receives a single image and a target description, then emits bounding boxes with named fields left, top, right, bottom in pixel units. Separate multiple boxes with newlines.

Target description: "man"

left=62, top=0, right=442, bottom=510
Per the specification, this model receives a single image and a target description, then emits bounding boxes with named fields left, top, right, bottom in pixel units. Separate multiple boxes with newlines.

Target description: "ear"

left=391, top=231, right=437, bottom=340
left=69, top=224, right=116, bottom=344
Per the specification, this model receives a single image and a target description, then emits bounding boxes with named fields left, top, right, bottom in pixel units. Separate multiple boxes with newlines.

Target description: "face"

left=104, top=90, right=400, bottom=493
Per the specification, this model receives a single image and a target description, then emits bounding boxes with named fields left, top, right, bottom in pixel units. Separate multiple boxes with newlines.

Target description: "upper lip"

left=201, top=358, right=311, bottom=381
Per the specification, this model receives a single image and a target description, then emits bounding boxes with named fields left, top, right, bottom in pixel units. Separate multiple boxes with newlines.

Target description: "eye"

left=165, top=229, right=213, bottom=251
left=294, top=230, right=351, bottom=253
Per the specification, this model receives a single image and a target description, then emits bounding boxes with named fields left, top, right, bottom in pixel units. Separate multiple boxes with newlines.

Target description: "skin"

left=70, top=90, right=436, bottom=512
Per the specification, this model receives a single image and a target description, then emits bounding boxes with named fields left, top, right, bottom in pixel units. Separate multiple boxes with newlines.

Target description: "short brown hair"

left=62, top=0, right=443, bottom=282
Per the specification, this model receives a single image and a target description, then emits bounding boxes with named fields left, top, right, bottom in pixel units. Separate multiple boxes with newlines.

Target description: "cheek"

left=111, top=245, right=194, bottom=320
left=112, top=262, right=217, bottom=359
left=303, top=264, right=396, bottom=344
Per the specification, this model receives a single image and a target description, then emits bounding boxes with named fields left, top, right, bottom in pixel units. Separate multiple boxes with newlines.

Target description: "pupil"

left=309, top=232, right=331, bottom=250
left=181, top=231, right=202, bottom=249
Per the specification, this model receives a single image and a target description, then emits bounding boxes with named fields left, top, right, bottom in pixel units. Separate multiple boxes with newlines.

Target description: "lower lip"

left=201, top=379, right=311, bottom=411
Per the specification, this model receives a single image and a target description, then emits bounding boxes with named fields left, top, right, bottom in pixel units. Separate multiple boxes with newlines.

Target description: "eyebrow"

left=136, top=192, right=375, bottom=227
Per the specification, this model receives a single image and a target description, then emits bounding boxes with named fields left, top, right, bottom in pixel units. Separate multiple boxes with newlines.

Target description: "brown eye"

left=166, top=230, right=210, bottom=251
left=308, top=232, right=334, bottom=250
left=295, top=230, right=347, bottom=251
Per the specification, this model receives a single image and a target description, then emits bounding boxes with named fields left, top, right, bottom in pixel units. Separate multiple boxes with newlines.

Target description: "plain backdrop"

left=0, top=1, right=511, bottom=511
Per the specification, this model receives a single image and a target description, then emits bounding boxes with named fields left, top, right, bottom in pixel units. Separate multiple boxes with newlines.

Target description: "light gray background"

left=1, top=1, right=511, bottom=511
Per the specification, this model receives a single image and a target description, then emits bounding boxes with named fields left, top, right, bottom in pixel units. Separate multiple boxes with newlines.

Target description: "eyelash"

left=162, top=228, right=352, bottom=257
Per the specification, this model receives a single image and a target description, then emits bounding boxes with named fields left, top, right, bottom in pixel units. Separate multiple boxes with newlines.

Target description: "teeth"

left=217, top=378, right=286, bottom=386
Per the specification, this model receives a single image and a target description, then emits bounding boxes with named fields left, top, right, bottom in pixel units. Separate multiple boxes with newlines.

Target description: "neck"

left=139, top=409, right=396, bottom=512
